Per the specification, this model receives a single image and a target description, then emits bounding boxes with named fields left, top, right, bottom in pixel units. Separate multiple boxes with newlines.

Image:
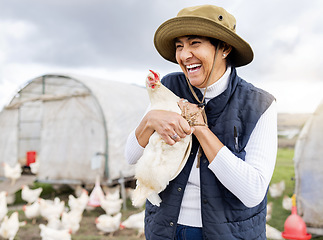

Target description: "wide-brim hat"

left=154, top=5, right=253, bottom=67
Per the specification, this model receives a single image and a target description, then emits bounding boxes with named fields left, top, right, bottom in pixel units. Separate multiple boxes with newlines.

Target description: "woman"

left=125, top=4, right=277, bottom=240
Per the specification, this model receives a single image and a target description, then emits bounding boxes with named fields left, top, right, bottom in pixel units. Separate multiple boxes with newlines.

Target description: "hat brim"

left=154, top=16, right=253, bottom=67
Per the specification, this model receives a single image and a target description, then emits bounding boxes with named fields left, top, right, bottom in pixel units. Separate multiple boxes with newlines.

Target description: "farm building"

left=294, top=99, right=323, bottom=235
left=0, top=74, right=148, bottom=186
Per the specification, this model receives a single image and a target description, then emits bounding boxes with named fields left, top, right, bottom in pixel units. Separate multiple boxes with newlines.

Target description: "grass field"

left=268, top=148, right=323, bottom=240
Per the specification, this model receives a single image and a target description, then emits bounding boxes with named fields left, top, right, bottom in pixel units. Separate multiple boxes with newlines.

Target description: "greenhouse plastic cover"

left=0, top=74, right=148, bottom=184
left=294, top=99, right=323, bottom=233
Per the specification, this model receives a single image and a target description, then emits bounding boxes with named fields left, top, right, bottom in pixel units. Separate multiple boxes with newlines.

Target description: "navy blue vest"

left=144, top=68, right=275, bottom=240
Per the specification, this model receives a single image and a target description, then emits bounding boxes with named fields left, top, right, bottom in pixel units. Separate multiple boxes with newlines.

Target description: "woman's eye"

left=191, top=41, right=201, bottom=45
left=175, top=44, right=183, bottom=49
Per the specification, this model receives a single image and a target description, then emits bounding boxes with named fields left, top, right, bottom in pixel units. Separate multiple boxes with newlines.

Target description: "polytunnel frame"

left=12, top=74, right=110, bottom=180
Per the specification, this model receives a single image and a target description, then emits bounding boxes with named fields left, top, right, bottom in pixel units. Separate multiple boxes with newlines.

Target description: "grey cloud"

left=2, top=0, right=323, bottom=80
left=1, top=0, right=178, bottom=70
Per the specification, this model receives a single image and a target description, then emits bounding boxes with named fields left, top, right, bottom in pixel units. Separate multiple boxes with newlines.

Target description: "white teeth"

left=186, top=64, right=202, bottom=70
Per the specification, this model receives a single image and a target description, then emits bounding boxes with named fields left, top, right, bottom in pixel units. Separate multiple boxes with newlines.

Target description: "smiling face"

left=175, top=36, right=228, bottom=88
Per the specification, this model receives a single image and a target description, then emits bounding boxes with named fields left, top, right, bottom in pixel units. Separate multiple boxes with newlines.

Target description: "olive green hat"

left=154, top=5, right=253, bottom=67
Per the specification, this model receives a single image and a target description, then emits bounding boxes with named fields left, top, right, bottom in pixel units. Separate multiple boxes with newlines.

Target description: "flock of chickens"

left=0, top=184, right=145, bottom=240
left=0, top=177, right=298, bottom=240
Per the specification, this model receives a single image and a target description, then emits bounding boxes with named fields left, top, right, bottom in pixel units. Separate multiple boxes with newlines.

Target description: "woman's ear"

left=222, top=43, right=232, bottom=56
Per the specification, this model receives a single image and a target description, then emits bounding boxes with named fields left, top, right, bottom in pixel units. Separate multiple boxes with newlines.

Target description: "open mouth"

left=186, top=64, right=202, bottom=73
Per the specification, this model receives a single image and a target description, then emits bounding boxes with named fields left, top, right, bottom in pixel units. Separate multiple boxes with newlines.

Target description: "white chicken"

left=100, top=196, right=123, bottom=216
left=5, top=194, right=15, bottom=205
left=102, top=185, right=120, bottom=200
left=120, top=210, right=145, bottom=237
left=30, top=160, right=40, bottom=174
left=125, top=187, right=134, bottom=200
left=39, top=197, right=65, bottom=221
left=0, top=191, right=8, bottom=222
left=2, top=162, right=22, bottom=185
left=266, top=201, right=273, bottom=222
left=266, top=224, right=283, bottom=240
left=269, top=180, right=285, bottom=198
left=21, top=185, right=43, bottom=204
left=72, top=185, right=85, bottom=197
left=61, top=210, right=83, bottom=234
left=132, top=70, right=192, bottom=207
left=95, top=212, right=122, bottom=236
left=39, top=223, right=72, bottom=240
left=46, top=215, right=62, bottom=230
left=23, top=200, right=41, bottom=224
left=68, top=189, right=89, bottom=213
left=0, top=211, right=26, bottom=240
left=282, top=195, right=292, bottom=211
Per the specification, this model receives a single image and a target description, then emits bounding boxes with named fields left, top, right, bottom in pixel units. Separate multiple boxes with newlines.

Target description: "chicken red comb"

left=149, top=70, right=159, bottom=80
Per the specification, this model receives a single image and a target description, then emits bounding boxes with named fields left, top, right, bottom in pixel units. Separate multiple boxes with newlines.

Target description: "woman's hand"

left=178, top=99, right=206, bottom=127
left=178, top=99, right=223, bottom=162
left=135, top=109, right=192, bottom=147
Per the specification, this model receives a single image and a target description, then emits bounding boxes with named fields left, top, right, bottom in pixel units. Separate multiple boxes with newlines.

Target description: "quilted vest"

left=144, top=67, right=275, bottom=240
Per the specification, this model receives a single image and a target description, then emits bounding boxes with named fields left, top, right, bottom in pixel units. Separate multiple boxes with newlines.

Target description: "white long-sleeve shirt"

left=125, top=67, right=277, bottom=227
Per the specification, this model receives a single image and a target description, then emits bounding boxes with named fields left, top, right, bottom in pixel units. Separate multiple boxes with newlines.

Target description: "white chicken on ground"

left=0, top=211, right=26, bottom=240
left=71, top=185, right=84, bottom=197
left=2, top=162, right=22, bottom=185
left=102, top=185, right=120, bottom=200
left=120, top=210, right=145, bottom=237
left=125, top=187, right=134, bottom=200
left=266, top=202, right=273, bottom=222
left=266, top=224, right=283, bottom=240
left=100, top=196, right=123, bottom=216
left=95, top=212, right=122, bottom=236
left=68, top=189, right=89, bottom=213
left=269, top=180, right=285, bottom=198
left=23, top=200, right=41, bottom=224
left=0, top=191, right=8, bottom=222
left=282, top=195, right=292, bottom=211
left=132, top=70, right=192, bottom=207
left=39, top=223, right=72, bottom=240
left=29, top=160, right=40, bottom=174
left=21, top=185, right=43, bottom=204
left=46, top=215, right=62, bottom=230
left=39, top=197, right=65, bottom=221
left=61, top=210, right=83, bottom=234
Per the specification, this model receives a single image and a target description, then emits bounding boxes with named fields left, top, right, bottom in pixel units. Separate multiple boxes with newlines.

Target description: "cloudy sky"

left=1, top=0, right=323, bottom=113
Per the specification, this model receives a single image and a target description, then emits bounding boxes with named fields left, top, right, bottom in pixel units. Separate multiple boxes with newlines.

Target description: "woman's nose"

left=179, top=46, right=193, bottom=61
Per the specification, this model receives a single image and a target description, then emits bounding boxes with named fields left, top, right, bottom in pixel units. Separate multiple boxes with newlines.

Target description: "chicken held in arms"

left=132, top=70, right=192, bottom=207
